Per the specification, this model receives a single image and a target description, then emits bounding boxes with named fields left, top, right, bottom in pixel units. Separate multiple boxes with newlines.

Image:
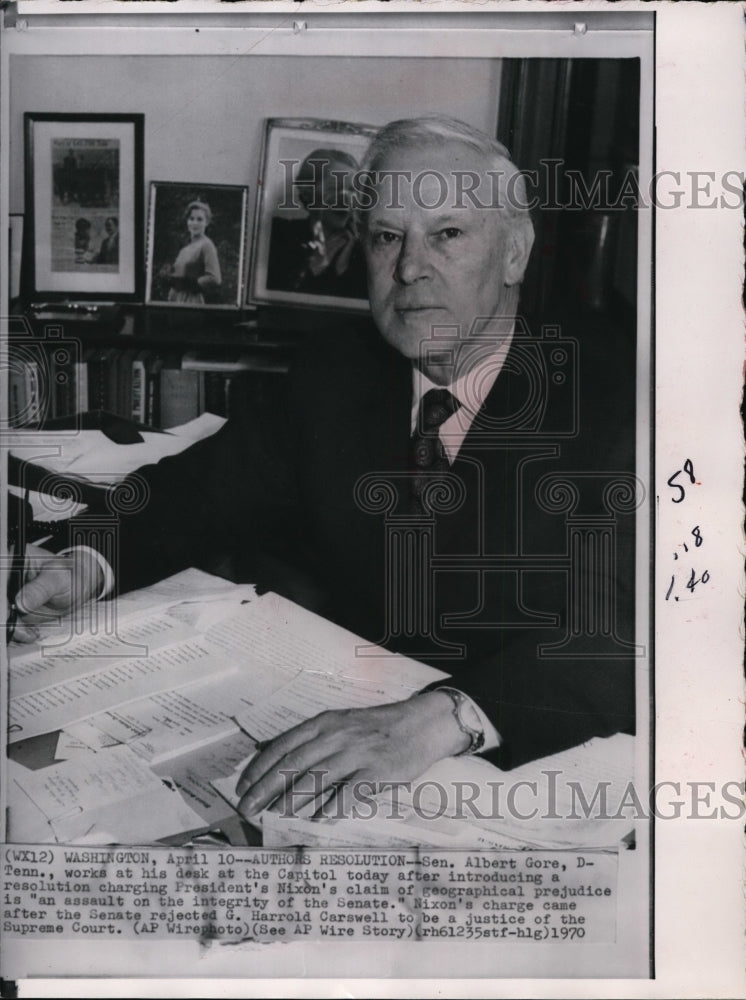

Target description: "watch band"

left=438, top=686, right=485, bottom=756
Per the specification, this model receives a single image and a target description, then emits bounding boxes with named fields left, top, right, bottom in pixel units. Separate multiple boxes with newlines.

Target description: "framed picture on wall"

left=250, top=117, right=378, bottom=312
left=8, top=214, right=23, bottom=301
left=145, top=181, right=249, bottom=309
left=23, top=112, right=144, bottom=302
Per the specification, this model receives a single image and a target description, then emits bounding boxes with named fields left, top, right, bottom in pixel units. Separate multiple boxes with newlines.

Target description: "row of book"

left=8, top=346, right=290, bottom=430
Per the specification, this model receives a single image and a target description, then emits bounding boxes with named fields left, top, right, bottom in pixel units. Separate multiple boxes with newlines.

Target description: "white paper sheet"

left=8, top=745, right=206, bottom=844
left=113, top=568, right=255, bottom=622
left=7, top=412, right=226, bottom=485
left=54, top=726, right=118, bottom=759
left=78, top=674, right=248, bottom=764
left=152, top=729, right=260, bottom=828
left=8, top=637, right=239, bottom=742
left=10, top=612, right=201, bottom=696
left=222, top=594, right=448, bottom=742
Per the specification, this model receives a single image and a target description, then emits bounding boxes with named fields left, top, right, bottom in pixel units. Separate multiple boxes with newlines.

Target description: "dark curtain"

left=497, top=57, right=640, bottom=323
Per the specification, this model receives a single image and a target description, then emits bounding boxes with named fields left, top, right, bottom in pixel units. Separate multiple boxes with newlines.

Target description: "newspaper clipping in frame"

left=1, top=3, right=744, bottom=999
left=49, top=137, right=120, bottom=274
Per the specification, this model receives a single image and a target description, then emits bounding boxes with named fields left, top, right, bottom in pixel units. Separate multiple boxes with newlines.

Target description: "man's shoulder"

left=292, top=320, right=408, bottom=385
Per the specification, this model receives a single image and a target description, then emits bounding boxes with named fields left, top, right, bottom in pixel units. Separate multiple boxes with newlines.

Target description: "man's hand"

left=235, top=690, right=470, bottom=820
left=11, top=544, right=104, bottom=643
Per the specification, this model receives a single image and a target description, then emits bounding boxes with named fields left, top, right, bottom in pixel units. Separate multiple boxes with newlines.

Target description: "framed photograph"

left=23, top=112, right=144, bottom=302
left=8, top=214, right=23, bottom=300
left=146, top=181, right=249, bottom=310
left=250, top=117, right=378, bottom=312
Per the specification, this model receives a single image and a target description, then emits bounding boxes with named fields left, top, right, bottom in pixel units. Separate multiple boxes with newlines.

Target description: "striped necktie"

left=410, top=388, right=461, bottom=515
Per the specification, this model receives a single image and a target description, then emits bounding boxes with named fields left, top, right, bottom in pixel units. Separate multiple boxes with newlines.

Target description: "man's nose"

left=394, top=235, right=431, bottom=285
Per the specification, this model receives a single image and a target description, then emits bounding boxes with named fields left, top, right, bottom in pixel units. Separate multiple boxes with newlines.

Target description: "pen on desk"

left=229, top=718, right=271, bottom=757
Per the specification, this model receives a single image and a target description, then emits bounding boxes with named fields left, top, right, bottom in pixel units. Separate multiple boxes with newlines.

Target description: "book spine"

left=75, top=359, right=89, bottom=415
left=118, top=350, right=135, bottom=420
left=145, top=357, right=163, bottom=428
left=9, top=367, right=26, bottom=425
left=106, top=350, right=121, bottom=415
left=24, top=361, right=42, bottom=427
left=160, top=368, right=202, bottom=429
left=131, top=356, right=147, bottom=423
left=203, top=371, right=231, bottom=417
left=87, top=350, right=108, bottom=412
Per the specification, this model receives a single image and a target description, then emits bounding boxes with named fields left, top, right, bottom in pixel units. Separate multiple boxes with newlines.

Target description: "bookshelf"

left=7, top=303, right=362, bottom=430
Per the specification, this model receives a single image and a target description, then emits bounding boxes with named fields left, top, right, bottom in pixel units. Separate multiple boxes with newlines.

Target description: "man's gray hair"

left=359, top=115, right=533, bottom=226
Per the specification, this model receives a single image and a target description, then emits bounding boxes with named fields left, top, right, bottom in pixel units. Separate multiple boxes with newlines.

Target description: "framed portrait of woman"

left=145, top=181, right=249, bottom=309
left=249, top=117, right=378, bottom=313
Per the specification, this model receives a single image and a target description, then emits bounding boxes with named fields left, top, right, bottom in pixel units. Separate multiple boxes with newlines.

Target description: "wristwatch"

left=438, top=687, right=485, bottom=756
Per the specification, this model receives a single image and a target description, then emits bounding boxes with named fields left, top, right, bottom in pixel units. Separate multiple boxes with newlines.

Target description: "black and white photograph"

left=251, top=118, right=378, bottom=310
left=0, top=3, right=744, bottom=998
left=23, top=113, right=143, bottom=301
left=8, top=213, right=23, bottom=301
left=51, top=136, right=120, bottom=270
left=146, top=181, right=249, bottom=309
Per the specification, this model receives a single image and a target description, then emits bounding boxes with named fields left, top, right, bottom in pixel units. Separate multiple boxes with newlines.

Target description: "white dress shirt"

left=410, top=332, right=512, bottom=451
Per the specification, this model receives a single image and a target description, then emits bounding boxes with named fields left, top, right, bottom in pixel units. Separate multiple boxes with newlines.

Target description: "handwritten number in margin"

left=668, top=459, right=696, bottom=503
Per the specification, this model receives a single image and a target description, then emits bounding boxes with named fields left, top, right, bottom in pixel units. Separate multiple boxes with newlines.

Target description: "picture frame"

left=8, top=214, right=23, bottom=301
left=145, top=181, right=249, bottom=310
left=23, top=112, right=144, bottom=302
left=249, top=117, right=379, bottom=312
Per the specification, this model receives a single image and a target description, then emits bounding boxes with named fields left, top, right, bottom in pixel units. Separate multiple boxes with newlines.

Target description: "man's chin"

left=377, top=314, right=454, bottom=360
left=378, top=328, right=430, bottom=361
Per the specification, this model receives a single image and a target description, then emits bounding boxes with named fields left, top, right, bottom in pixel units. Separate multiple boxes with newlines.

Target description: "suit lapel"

left=358, top=341, right=412, bottom=474
left=435, top=362, right=526, bottom=553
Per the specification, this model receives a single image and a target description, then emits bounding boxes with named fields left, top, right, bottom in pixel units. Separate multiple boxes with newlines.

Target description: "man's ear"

left=504, top=218, right=535, bottom=286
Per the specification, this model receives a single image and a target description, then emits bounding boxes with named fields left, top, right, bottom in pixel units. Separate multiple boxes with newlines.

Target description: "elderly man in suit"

left=14, top=117, right=636, bottom=819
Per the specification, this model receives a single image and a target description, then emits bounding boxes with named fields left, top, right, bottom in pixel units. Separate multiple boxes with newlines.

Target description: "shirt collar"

left=411, top=328, right=514, bottom=427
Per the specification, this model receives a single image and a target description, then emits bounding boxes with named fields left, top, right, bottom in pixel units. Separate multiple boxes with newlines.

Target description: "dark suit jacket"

left=107, top=319, right=637, bottom=769
left=94, top=232, right=119, bottom=265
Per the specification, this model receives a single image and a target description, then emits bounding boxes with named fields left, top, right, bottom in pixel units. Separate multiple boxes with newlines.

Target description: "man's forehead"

left=366, top=169, right=506, bottom=228
left=366, top=139, right=503, bottom=211
left=372, top=138, right=494, bottom=176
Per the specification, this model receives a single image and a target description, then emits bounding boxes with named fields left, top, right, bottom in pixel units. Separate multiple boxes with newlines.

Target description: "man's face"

left=363, top=142, right=526, bottom=383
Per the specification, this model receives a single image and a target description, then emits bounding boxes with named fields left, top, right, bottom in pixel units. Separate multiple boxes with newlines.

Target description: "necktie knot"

left=417, top=388, right=461, bottom=437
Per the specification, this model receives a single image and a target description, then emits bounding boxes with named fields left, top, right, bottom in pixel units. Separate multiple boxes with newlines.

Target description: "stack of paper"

left=8, top=570, right=636, bottom=850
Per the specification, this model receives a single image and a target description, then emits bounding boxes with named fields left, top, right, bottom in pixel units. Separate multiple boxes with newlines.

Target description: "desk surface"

left=6, top=569, right=636, bottom=850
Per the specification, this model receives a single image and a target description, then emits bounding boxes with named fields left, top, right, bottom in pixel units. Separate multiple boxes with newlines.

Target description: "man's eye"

left=438, top=227, right=462, bottom=240
left=371, top=230, right=400, bottom=246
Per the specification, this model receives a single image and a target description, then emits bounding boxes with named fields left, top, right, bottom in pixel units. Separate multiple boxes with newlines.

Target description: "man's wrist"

left=58, top=546, right=112, bottom=600
left=436, top=687, right=486, bottom=755
left=415, top=689, right=474, bottom=758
